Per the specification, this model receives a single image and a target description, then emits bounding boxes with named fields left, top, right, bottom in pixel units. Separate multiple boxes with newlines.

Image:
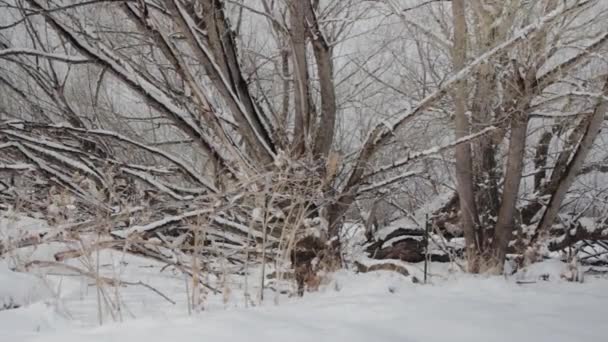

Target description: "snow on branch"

left=568, top=91, right=608, bottom=102
left=535, top=32, right=608, bottom=90
left=111, top=209, right=214, bottom=238
left=3, top=127, right=106, bottom=187
left=5, top=141, right=108, bottom=209
left=3, top=129, right=83, bottom=154
left=21, top=141, right=106, bottom=187
left=358, top=170, right=422, bottom=194
left=345, top=2, right=584, bottom=191
left=382, top=1, right=580, bottom=134
left=0, top=48, right=89, bottom=63
left=366, top=126, right=497, bottom=178
left=0, top=163, right=35, bottom=171
left=5, top=121, right=217, bottom=192
left=121, top=168, right=194, bottom=201
left=110, top=209, right=274, bottom=246
left=224, top=0, right=288, bottom=33
left=24, top=0, right=222, bottom=171
left=548, top=219, right=608, bottom=251
left=211, top=215, right=276, bottom=242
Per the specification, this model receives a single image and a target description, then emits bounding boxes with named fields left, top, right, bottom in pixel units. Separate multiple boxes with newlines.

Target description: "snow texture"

left=0, top=266, right=53, bottom=311
left=3, top=214, right=608, bottom=342
left=2, top=266, right=607, bottom=342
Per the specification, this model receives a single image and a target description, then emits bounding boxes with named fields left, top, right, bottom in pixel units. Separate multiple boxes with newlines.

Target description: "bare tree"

left=411, top=0, right=608, bottom=272
left=2, top=0, right=607, bottom=279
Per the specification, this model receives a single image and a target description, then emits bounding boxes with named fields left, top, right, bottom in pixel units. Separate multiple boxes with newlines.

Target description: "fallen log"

left=548, top=220, right=608, bottom=251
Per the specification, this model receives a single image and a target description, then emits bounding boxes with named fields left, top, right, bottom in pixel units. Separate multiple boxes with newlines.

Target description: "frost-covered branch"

left=365, top=126, right=497, bottom=178
left=3, top=121, right=218, bottom=192
left=0, top=48, right=90, bottom=63
left=345, top=1, right=580, bottom=191
left=24, top=0, right=223, bottom=168
left=548, top=220, right=608, bottom=251
left=358, top=170, right=422, bottom=194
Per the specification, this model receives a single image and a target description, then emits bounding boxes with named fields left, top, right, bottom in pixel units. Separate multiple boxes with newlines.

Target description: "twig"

left=24, top=260, right=176, bottom=305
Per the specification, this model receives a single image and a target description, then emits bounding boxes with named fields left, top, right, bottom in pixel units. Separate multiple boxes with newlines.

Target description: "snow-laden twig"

left=3, top=130, right=83, bottom=154
left=57, top=206, right=144, bottom=235
left=0, top=163, right=34, bottom=171
left=21, top=142, right=105, bottom=187
left=224, top=0, right=288, bottom=33
left=121, top=168, right=193, bottom=201
left=0, top=48, right=89, bottom=63
left=211, top=215, right=277, bottom=242
left=358, top=170, right=422, bottom=194
left=5, top=141, right=107, bottom=209
left=548, top=221, right=608, bottom=251
left=568, top=91, right=608, bottom=102
left=6, top=121, right=217, bottom=192
left=366, top=126, right=497, bottom=178
left=25, top=260, right=177, bottom=304
left=535, top=31, right=608, bottom=89
left=111, top=209, right=214, bottom=238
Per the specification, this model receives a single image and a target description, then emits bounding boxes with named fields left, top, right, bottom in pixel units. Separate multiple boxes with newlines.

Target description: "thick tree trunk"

left=451, top=0, right=480, bottom=272
left=199, top=0, right=275, bottom=152
left=290, top=0, right=313, bottom=155
left=306, top=4, right=337, bottom=159
left=165, top=0, right=275, bottom=165
left=491, top=114, right=528, bottom=273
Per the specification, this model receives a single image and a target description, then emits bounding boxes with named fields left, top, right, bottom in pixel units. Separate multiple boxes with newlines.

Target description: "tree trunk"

left=290, top=0, right=313, bottom=154
left=535, top=78, right=608, bottom=240
left=451, top=0, right=480, bottom=272
left=491, top=113, right=528, bottom=273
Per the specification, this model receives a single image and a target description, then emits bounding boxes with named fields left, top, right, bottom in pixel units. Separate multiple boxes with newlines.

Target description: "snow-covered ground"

left=2, top=212, right=608, bottom=342
left=2, top=260, right=607, bottom=342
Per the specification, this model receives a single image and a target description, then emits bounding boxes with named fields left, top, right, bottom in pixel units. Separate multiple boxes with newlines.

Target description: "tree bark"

left=290, top=0, right=314, bottom=155
left=166, top=0, right=275, bottom=165
left=451, top=0, right=480, bottom=272
left=491, top=112, right=528, bottom=273
left=306, top=3, right=337, bottom=159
